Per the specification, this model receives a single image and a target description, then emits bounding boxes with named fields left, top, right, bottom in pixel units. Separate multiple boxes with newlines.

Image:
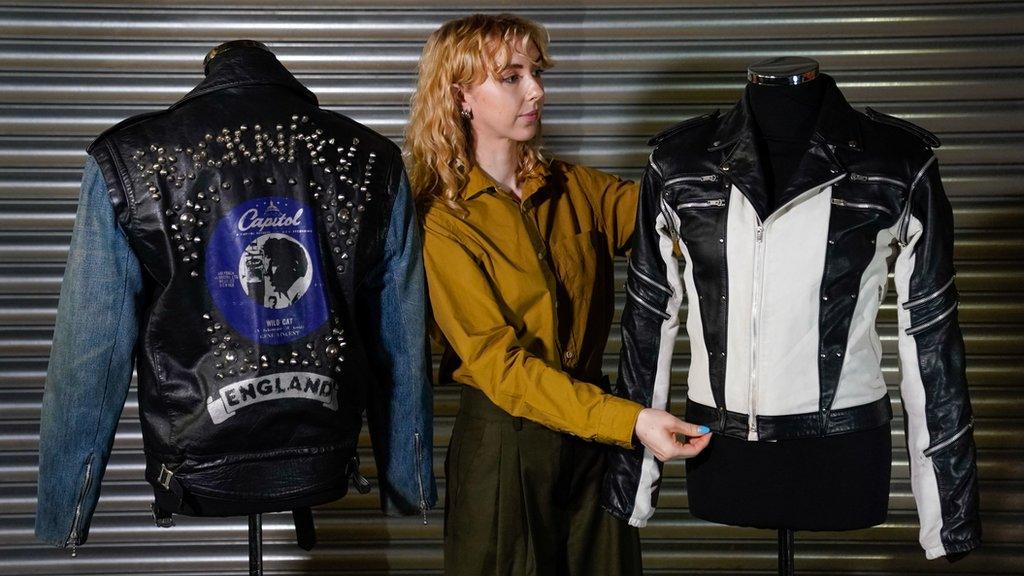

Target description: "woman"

left=406, top=14, right=710, bottom=575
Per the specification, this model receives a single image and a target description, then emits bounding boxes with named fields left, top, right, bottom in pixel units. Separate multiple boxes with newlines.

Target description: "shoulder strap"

left=648, top=110, right=720, bottom=146
left=865, top=107, right=941, bottom=148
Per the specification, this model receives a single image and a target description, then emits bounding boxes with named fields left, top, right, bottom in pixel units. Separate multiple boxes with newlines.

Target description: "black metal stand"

left=778, top=528, right=795, bottom=576
left=248, top=513, right=263, bottom=576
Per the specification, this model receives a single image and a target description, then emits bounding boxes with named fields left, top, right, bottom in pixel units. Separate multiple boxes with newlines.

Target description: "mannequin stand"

left=248, top=513, right=263, bottom=576
left=778, top=528, right=794, bottom=576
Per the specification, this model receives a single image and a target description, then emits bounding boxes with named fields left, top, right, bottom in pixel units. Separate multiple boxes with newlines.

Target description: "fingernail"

left=698, top=425, right=710, bottom=434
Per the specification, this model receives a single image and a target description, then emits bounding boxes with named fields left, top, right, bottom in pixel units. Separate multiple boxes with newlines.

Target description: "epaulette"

left=87, top=109, right=170, bottom=153
left=865, top=107, right=941, bottom=149
left=648, top=110, right=720, bottom=147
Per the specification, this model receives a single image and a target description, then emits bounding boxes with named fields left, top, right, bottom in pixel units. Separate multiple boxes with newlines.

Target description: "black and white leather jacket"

left=602, top=74, right=980, bottom=559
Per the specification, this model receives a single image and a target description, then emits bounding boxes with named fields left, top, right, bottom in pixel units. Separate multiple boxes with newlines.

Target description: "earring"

left=460, top=109, right=472, bottom=120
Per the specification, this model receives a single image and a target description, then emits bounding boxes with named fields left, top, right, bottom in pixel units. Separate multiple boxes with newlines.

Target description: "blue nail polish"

left=698, top=425, right=710, bottom=434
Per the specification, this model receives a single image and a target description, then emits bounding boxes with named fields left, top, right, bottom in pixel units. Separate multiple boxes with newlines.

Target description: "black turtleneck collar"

left=172, top=44, right=318, bottom=110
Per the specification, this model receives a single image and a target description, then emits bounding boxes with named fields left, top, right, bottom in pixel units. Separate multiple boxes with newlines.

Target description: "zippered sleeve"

left=892, top=154, right=981, bottom=559
left=601, top=159, right=684, bottom=528
left=35, top=156, right=144, bottom=548
left=357, top=158, right=437, bottom=519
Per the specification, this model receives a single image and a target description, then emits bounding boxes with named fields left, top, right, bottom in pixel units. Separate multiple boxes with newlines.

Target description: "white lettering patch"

left=206, top=372, right=338, bottom=424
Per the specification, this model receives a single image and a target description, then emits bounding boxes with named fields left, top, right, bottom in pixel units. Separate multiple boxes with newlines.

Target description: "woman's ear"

left=452, top=83, right=471, bottom=113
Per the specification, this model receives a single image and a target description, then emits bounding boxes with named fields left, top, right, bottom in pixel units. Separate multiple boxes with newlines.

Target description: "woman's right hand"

left=634, top=408, right=712, bottom=462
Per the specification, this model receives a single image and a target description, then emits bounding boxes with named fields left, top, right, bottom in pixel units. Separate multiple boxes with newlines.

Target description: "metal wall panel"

left=1, top=1, right=1021, bottom=574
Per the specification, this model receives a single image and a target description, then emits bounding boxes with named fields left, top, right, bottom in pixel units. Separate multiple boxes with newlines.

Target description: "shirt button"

left=537, top=251, right=545, bottom=259
left=564, top=351, right=575, bottom=360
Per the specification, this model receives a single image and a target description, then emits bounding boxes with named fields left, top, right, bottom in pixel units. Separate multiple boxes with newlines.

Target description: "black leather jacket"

left=37, top=45, right=435, bottom=548
left=602, top=74, right=980, bottom=559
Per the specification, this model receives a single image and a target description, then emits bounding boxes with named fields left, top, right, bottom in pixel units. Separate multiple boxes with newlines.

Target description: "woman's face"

left=460, top=38, right=545, bottom=145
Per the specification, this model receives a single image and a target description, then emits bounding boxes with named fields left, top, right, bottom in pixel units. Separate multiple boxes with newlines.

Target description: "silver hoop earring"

left=460, top=109, right=472, bottom=120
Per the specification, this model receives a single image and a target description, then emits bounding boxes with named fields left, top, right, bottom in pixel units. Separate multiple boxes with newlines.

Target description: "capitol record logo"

left=206, top=196, right=329, bottom=345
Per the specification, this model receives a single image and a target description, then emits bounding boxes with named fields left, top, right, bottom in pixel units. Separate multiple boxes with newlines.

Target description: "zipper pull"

left=700, top=175, right=719, bottom=182
left=71, top=542, right=77, bottom=558
left=414, top=432, right=428, bottom=525
left=831, top=198, right=846, bottom=207
left=849, top=173, right=866, bottom=182
left=755, top=226, right=763, bottom=242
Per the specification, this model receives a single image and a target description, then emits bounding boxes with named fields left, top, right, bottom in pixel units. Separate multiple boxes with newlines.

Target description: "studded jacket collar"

left=175, top=48, right=318, bottom=110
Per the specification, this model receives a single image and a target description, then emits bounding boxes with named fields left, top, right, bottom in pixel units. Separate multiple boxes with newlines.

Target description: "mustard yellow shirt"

left=421, top=159, right=643, bottom=449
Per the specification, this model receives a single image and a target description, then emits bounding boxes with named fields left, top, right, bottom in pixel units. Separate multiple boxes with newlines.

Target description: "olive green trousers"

left=444, top=385, right=643, bottom=576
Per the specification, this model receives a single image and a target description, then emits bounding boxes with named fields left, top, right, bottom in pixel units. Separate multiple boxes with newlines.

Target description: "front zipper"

left=665, top=174, right=720, bottom=187
left=414, top=432, right=428, bottom=525
left=902, top=275, right=955, bottom=310
left=905, top=301, right=958, bottom=336
left=66, top=454, right=95, bottom=557
left=831, top=197, right=894, bottom=217
left=923, top=418, right=974, bottom=457
left=848, top=172, right=906, bottom=190
left=740, top=171, right=849, bottom=440
left=748, top=224, right=765, bottom=439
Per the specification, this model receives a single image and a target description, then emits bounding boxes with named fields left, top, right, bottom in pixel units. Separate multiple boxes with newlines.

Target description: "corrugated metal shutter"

left=1, top=1, right=1021, bottom=574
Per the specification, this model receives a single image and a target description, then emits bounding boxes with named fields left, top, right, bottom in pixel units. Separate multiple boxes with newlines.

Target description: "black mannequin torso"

left=748, top=79, right=825, bottom=213
left=684, top=75, right=893, bottom=532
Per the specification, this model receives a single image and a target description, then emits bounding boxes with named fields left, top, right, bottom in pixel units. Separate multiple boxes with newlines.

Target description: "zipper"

left=848, top=172, right=906, bottom=190
left=831, top=197, right=894, bottom=217
left=414, top=432, right=428, bottom=525
left=625, top=285, right=671, bottom=320
left=898, top=156, right=938, bottom=246
left=677, top=198, right=726, bottom=210
left=741, top=172, right=849, bottom=440
left=66, top=454, right=95, bottom=557
left=905, top=301, right=958, bottom=336
left=902, top=275, right=955, bottom=310
left=665, top=174, right=719, bottom=187
left=629, top=259, right=673, bottom=297
left=747, top=223, right=765, bottom=439
left=923, top=418, right=974, bottom=457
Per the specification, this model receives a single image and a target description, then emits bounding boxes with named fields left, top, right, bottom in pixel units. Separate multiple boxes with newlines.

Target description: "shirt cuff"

left=598, top=396, right=644, bottom=449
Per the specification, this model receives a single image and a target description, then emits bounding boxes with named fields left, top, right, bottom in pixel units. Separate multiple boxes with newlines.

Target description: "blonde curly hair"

left=405, top=14, right=553, bottom=213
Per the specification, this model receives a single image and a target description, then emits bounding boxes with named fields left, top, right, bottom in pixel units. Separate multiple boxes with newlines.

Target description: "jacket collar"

left=709, top=73, right=862, bottom=153
left=172, top=45, right=318, bottom=110
left=708, top=73, right=859, bottom=218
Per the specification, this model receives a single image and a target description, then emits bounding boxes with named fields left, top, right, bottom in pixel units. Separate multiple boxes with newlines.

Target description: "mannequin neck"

left=747, top=78, right=826, bottom=144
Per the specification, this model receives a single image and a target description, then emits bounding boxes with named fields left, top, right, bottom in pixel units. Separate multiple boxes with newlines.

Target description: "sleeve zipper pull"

left=414, top=432, right=429, bottom=525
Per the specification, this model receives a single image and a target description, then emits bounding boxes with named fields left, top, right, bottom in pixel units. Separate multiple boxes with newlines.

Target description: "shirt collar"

left=461, top=160, right=552, bottom=202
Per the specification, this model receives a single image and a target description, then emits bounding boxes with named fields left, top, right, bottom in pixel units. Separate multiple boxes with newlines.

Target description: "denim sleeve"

left=35, top=156, right=144, bottom=548
left=357, top=167, right=437, bottom=520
